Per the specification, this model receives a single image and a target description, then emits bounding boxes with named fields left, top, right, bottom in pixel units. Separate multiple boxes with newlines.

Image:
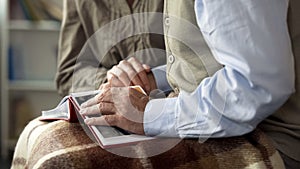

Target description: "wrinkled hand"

left=100, top=57, right=156, bottom=94
left=80, top=87, right=149, bottom=135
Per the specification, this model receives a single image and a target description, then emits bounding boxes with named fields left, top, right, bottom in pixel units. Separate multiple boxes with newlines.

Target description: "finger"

left=142, top=64, right=151, bottom=73
left=118, top=60, right=144, bottom=88
left=80, top=105, right=101, bottom=116
left=109, top=76, right=125, bottom=87
left=85, top=115, right=118, bottom=126
left=96, top=88, right=113, bottom=103
left=106, top=71, right=115, bottom=82
left=99, top=83, right=110, bottom=90
left=98, top=102, right=116, bottom=114
left=81, top=88, right=111, bottom=108
left=81, top=95, right=99, bottom=108
left=109, top=66, right=131, bottom=86
left=80, top=102, right=116, bottom=116
left=107, top=71, right=123, bottom=87
left=128, top=58, right=151, bottom=93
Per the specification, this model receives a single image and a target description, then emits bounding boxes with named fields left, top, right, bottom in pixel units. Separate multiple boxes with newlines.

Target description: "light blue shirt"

left=144, top=0, right=295, bottom=138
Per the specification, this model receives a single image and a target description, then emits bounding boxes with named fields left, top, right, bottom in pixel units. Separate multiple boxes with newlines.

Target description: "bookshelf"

left=0, top=0, right=63, bottom=160
left=9, top=20, right=61, bottom=31
left=9, top=80, right=56, bottom=91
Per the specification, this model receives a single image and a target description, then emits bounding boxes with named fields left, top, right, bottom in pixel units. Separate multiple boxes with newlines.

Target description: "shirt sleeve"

left=151, top=65, right=172, bottom=93
left=144, top=0, right=295, bottom=138
left=56, top=0, right=107, bottom=96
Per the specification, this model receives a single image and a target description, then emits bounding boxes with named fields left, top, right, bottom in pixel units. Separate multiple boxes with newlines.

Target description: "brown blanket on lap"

left=11, top=118, right=285, bottom=169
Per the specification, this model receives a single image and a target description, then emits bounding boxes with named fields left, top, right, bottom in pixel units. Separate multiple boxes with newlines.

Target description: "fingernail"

left=143, top=64, right=150, bottom=69
left=81, top=102, right=87, bottom=108
left=84, top=119, right=91, bottom=125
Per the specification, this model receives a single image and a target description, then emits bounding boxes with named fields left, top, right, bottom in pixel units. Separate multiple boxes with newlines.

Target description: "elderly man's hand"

left=100, top=57, right=157, bottom=94
left=80, top=87, right=149, bottom=135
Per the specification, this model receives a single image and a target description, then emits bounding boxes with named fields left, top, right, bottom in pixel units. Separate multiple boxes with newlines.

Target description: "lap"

left=11, top=118, right=285, bottom=169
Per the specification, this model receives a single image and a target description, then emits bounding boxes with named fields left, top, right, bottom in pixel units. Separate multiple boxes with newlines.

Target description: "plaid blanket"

left=11, top=118, right=285, bottom=169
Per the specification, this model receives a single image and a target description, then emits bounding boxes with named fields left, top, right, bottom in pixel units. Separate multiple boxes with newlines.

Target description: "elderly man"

left=81, top=0, right=300, bottom=168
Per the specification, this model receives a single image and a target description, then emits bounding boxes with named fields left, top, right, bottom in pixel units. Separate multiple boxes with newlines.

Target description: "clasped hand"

left=80, top=87, right=149, bottom=135
left=80, top=57, right=156, bottom=135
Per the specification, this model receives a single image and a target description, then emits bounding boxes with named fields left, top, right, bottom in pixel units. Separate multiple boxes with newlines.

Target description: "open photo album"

left=40, top=87, right=154, bottom=149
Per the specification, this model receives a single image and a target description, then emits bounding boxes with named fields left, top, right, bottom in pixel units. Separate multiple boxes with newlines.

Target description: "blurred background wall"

left=0, top=0, right=63, bottom=167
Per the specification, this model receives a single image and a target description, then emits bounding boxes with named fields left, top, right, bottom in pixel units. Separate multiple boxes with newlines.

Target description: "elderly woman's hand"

left=100, top=57, right=157, bottom=94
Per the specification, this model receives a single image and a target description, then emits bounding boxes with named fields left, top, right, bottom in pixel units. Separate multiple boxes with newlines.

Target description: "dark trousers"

left=279, top=151, right=300, bottom=169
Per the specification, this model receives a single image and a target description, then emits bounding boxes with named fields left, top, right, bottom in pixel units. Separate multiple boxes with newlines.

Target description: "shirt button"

left=165, top=17, right=170, bottom=26
left=168, top=54, right=175, bottom=64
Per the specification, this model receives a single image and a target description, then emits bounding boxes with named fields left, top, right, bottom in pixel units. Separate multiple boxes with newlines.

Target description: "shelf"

left=9, top=80, right=57, bottom=91
left=9, top=20, right=61, bottom=31
left=1, top=0, right=62, bottom=160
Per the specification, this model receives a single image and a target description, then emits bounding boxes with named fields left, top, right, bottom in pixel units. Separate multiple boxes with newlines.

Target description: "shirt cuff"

left=143, top=97, right=178, bottom=137
left=151, top=65, right=172, bottom=93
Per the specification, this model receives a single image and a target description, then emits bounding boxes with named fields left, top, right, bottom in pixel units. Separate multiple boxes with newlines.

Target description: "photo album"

left=40, top=86, right=154, bottom=149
